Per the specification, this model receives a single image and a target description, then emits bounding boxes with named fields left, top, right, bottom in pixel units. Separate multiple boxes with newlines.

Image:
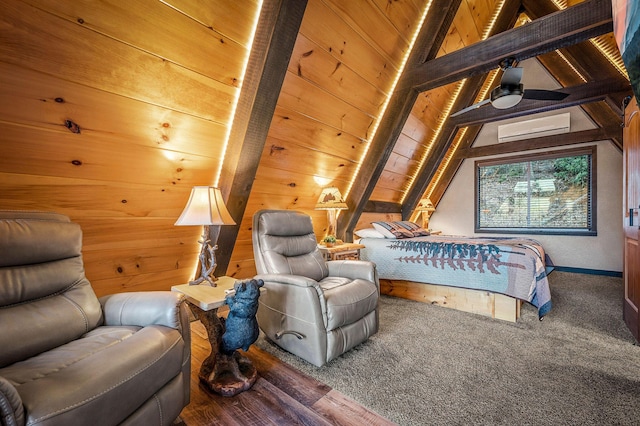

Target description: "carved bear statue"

left=221, top=278, right=264, bottom=354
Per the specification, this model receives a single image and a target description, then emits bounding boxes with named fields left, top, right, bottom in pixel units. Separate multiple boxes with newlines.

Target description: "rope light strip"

left=344, top=0, right=434, bottom=199
left=400, top=79, right=467, bottom=203
left=550, top=0, right=627, bottom=79
left=214, top=1, right=264, bottom=187
left=403, top=0, right=508, bottom=204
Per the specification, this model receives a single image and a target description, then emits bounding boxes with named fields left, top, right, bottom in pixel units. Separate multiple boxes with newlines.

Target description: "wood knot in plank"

left=64, top=119, right=81, bottom=134
left=270, top=145, right=285, bottom=156
left=330, top=62, right=342, bottom=77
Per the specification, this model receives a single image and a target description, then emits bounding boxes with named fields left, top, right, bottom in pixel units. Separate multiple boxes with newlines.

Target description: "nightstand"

left=318, top=242, right=365, bottom=261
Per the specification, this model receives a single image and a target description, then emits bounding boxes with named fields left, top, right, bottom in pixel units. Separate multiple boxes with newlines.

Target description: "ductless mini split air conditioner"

left=497, top=112, right=570, bottom=143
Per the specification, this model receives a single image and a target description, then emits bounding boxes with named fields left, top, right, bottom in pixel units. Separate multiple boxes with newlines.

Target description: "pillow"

left=396, top=221, right=430, bottom=237
left=372, top=221, right=414, bottom=239
left=354, top=228, right=386, bottom=239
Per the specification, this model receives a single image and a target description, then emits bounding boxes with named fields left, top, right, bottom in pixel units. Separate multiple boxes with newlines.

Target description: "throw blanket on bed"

left=360, top=235, right=552, bottom=318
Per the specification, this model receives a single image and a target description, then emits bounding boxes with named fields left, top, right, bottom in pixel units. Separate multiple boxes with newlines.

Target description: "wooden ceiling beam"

left=456, top=125, right=623, bottom=159
left=428, top=126, right=483, bottom=206
left=397, top=0, right=625, bottom=226
left=523, top=0, right=628, bottom=149
left=403, top=77, right=628, bottom=220
left=536, top=51, right=626, bottom=150
left=401, top=74, right=488, bottom=220
left=214, top=0, right=307, bottom=274
left=396, top=0, right=613, bottom=93
left=400, top=0, right=523, bottom=219
left=363, top=200, right=402, bottom=214
left=449, top=78, right=631, bottom=127
left=338, top=0, right=463, bottom=241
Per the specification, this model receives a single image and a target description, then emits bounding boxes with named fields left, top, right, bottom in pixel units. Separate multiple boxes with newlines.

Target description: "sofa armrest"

left=254, top=274, right=319, bottom=288
left=327, top=260, right=378, bottom=286
left=99, top=291, right=187, bottom=330
left=0, top=376, right=25, bottom=426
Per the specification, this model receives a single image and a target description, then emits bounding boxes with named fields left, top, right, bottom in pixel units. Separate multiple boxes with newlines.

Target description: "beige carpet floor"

left=255, top=272, right=640, bottom=425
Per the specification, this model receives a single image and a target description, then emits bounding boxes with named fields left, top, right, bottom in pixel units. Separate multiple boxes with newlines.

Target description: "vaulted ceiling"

left=344, top=0, right=628, bottom=234
left=0, top=0, right=631, bottom=292
left=216, top=0, right=631, bottom=272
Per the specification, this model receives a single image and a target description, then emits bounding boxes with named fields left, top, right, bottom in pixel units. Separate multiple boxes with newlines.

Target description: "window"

left=475, top=146, right=596, bottom=235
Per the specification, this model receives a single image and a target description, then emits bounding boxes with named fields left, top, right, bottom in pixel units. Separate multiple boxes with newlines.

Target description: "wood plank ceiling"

left=0, top=0, right=631, bottom=292
left=224, top=0, right=630, bottom=276
left=340, top=0, right=629, bottom=238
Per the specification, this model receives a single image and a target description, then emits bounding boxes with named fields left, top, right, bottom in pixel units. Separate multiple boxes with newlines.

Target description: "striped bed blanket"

left=359, top=235, right=552, bottom=318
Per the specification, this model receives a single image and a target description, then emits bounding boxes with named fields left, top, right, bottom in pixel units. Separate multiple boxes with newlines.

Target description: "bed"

left=357, top=223, right=552, bottom=322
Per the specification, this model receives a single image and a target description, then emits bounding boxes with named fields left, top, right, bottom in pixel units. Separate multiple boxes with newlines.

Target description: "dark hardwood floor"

left=178, top=321, right=395, bottom=426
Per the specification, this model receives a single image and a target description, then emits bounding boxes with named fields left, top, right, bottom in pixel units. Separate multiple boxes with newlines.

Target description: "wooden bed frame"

left=379, top=279, right=522, bottom=322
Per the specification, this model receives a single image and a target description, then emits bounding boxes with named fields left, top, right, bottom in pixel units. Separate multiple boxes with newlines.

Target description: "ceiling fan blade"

left=523, top=89, right=569, bottom=101
left=450, top=99, right=491, bottom=118
left=501, top=67, right=523, bottom=86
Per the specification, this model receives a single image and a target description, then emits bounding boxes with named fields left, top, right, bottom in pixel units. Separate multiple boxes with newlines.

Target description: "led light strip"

left=401, top=0, right=508, bottom=204
left=555, top=49, right=587, bottom=82
left=482, top=0, right=509, bottom=40
left=550, top=0, right=628, bottom=78
left=400, top=79, right=467, bottom=201
left=589, top=36, right=628, bottom=78
left=423, top=126, right=468, bottom=200
left=421, top=67, right=501, bottom=201
left=344, top=0, right=434, bottom=199
left=213, top=0, right=264, bottom=187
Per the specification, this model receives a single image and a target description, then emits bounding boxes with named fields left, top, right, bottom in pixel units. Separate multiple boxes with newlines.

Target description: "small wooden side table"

left=172, top=276, right=259, bottom=397
left=318, top=242, right=365, bottom=261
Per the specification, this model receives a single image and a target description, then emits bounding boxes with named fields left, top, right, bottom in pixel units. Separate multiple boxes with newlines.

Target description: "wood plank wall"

left=226, top=0, right=426, bottom=279
left=0, top=0, right=514, bottom=288
left=372, top=0, right=503, bottom=205
left=0, top=0, right=260, bottom=295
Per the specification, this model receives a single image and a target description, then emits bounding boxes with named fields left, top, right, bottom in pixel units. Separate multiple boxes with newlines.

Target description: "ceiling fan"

left=450, top=58, right=569, bottom=118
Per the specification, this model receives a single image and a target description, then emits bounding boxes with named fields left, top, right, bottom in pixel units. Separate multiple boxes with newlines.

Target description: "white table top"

left=171, top=276, right=237, bottom=311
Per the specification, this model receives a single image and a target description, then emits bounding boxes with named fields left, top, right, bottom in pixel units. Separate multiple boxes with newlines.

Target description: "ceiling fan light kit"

left=491, top=84, right=524, bottom=109
left=450, top=59, right=569, bottom=118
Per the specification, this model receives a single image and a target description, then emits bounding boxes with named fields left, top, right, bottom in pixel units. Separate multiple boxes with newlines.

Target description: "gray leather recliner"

left=252, top=209, right=379, bottom=367
left=0, top=211, right=191, bottom=426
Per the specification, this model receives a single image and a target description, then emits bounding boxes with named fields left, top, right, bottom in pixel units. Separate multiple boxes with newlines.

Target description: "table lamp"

left=416, top=198, right=436, bottom=229
left=175, top=186, right=235, bottom=286
left=315, top=186, right=348, bottom=237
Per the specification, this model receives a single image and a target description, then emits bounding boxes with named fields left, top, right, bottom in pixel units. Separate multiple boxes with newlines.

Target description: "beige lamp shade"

left=416, top=198, right=435, bottom=230
left=315, top=187, right=348, bottom=238
left=315, top=187, right=348, bottom=210
left=416, top=198, right=436, bottom=212
left=175, top=186, right=235, bottom=286
left=175, top=186, right=236, bottom=226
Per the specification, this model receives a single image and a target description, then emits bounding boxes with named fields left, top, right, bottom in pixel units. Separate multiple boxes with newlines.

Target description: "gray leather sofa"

left=0, top=211, right=191, bottom=426
left=252, top=209, right=379, bottom=367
